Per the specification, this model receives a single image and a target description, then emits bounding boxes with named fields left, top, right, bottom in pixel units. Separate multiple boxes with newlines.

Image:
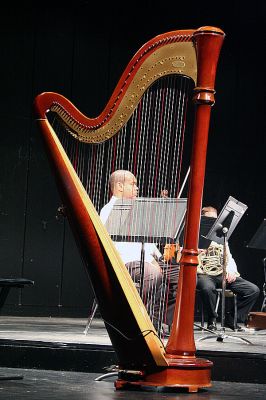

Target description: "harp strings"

left=128, top=75, right=190, bottom=328
left=53, top=74, right=191, bottom=212
left=51, top=74, right=191, bottom=331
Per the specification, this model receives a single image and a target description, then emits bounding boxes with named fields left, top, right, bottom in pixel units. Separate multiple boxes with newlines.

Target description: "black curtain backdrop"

left=0, top=1, right=265, bottom=316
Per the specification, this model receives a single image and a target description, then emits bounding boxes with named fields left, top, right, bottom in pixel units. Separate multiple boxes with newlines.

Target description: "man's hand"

left=226, top=272, right=237, bottom=283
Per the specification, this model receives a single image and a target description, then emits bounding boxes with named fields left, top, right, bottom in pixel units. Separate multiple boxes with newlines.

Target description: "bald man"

left=100, top=170, right=163, bottom=330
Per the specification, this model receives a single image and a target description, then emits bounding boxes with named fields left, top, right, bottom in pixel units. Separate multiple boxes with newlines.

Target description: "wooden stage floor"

left=0, top=316, right=265, bottom=385
left=0, top=368, right=265, bottom=400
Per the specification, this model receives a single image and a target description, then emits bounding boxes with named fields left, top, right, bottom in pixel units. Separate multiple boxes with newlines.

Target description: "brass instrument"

left=198, top=243, right=224, bottom=276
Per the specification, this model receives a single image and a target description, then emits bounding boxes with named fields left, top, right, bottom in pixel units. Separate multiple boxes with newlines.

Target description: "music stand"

left=247, top=219, right=266, bottom=312
left=105, top=197, right=187, bottom=296
left=197, top=196, right=252, bottom=344
left=106, top=197, right=187, bottom=242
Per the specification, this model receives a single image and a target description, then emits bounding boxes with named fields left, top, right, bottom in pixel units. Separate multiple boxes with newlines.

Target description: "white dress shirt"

left=100, top=196, right=162, bottom=264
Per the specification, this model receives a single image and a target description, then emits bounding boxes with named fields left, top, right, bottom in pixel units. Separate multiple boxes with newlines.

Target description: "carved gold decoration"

left=51, top=41, right=196, bottom=143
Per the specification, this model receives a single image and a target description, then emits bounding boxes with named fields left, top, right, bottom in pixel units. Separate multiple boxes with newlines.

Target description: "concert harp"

left=34, top=26, right=225, bottom=392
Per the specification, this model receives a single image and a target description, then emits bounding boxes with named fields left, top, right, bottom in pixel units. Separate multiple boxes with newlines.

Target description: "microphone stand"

left=262, top=257, right=266, bottom=312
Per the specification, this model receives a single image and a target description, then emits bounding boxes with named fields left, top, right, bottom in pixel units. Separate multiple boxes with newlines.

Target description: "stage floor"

left=0, top=367, right=265, bottom=400
left=0, top=315, right=265, bottom=351
left=0, top=316, right=266, bottom=384
left=0, top=368, right=265, bottom=400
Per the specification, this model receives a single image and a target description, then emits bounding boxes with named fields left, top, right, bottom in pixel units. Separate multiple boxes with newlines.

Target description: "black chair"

left=0, top=277, right=34, bottom=381
left=0, top=278, right=34, bottom=313
left=196, top=288, right=238, bottom=330
left=195, top=289, right=205, bottom=329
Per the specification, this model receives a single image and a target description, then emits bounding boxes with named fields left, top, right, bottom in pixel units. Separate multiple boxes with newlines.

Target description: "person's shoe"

left=243, top=320, right=255, bottom=332
left=207, top=319, right=217, bottom=331
left=224, top=314, right=245, bottom=332
left=233, top=324, right=245, bottom=332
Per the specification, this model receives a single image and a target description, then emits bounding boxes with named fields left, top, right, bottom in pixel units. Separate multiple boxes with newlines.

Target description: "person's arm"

left=99, top=205, right=109, bottom=224
left=197, top=248, right=207, bottom=273
left=226, top=243, right=240, bottom=282
left=152, top=244, right=163, bottom=260
left=99, top=196, right=116, bottom=224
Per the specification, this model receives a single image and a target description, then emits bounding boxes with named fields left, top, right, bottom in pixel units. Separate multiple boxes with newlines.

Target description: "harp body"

left=35, top=26, right=225, bottom=391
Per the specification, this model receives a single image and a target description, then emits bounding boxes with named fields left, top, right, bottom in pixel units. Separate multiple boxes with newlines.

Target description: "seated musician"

left=197, top=206, right=260, bottom=332
left=100, top=169, right=163, bottom=331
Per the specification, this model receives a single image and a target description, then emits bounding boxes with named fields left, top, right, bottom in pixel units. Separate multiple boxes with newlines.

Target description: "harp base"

left=115, top=357, right=213, bottom=393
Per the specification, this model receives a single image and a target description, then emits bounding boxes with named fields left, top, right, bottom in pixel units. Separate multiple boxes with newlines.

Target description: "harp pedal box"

left=118, top=369, right=145, bottom=381
left=246, top=311, right=266, bottom=330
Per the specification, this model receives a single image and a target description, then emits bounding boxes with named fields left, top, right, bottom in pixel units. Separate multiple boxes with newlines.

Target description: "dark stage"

left=0, top=316, right=265, bottom=398
left=0, top=369, right=265, bottom=400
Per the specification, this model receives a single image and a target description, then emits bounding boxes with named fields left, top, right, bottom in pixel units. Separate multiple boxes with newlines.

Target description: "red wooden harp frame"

left=34, top=26, right=225, bottom=392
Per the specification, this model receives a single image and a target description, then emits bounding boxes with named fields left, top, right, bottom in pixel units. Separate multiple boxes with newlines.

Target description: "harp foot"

left=114, top=357, right=212, bottom=393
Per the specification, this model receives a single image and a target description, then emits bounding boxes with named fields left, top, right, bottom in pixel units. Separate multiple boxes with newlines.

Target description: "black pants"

left=197, top=274, right=260, bottom=323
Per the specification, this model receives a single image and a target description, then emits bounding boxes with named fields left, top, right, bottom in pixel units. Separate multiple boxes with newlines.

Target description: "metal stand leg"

left=200, top=301, right=205, bottom=329
left=84, top=299, right=98, bottom=335
left=194, top=291, right=205, bottom=331
left=215, top=291, right=220, bottom=314
left=261, top=295, right=266, bottom=312
left=215, top=290, right=237, bottom=330
left=261, top=258, right=266, bottom=312
left=233, top=293, right=238, bottom=330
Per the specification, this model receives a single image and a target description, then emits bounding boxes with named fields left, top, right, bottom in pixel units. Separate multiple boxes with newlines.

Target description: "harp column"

left=164, top=25, right=225, bottom=366
left=117, top=26, right=225, bottom=394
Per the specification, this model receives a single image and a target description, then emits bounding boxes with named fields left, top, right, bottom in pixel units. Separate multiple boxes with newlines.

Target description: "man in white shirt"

left=100, top=170, right=163, bottom=329
left=197, top=206, right=260, bottom=331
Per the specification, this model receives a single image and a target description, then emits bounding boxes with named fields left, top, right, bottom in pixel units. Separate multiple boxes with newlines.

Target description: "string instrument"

left=161, top=166, right=190, bottom=264
left=163, top=242, right=181, bottom=263
left=34, top=26, right=225, bottom=392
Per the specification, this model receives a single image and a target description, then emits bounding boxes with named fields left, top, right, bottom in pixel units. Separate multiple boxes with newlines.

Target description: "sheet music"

left=105, top=197, right=187, bottom=243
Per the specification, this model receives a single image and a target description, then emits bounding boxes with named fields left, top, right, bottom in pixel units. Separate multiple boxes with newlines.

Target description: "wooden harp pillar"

left=34, top=26, right=225, bottom=393
left=166, top=26, right=225, bottom=357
